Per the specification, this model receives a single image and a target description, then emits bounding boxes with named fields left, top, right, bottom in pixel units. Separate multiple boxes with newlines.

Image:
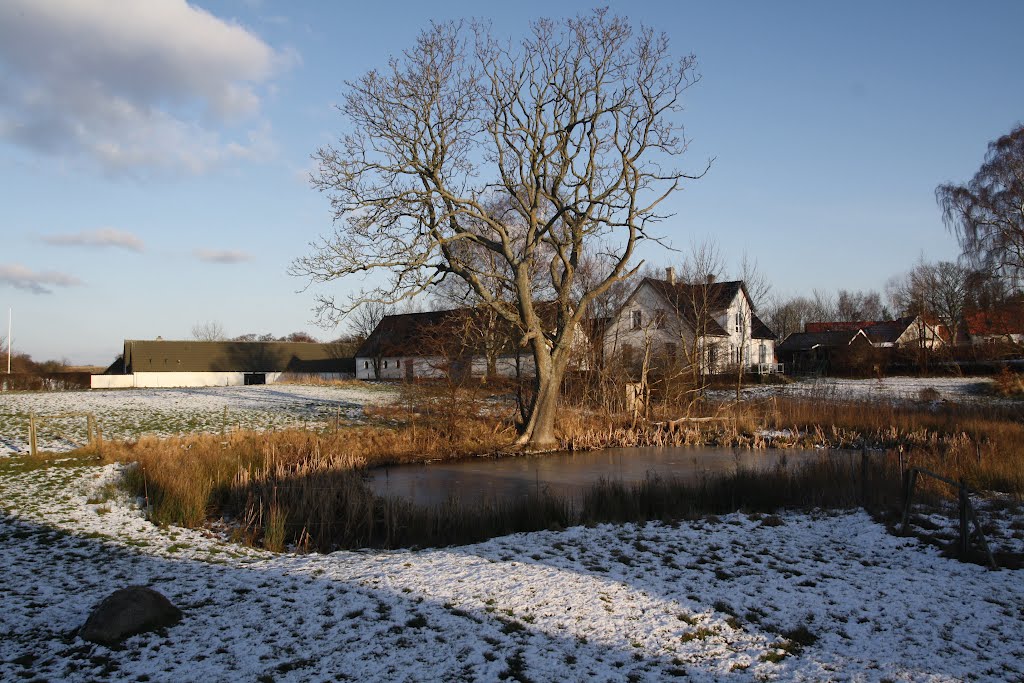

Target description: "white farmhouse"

left=603, top=270, right=778, bottom=375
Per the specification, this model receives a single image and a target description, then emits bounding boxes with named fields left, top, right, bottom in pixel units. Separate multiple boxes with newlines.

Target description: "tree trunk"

left=514, top=334, right=570, bottom=452
left=515, top=375, right=560, bottom=451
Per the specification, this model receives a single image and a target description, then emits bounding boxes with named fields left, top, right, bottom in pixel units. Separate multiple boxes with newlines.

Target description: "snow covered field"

left=1, top=460, right=1022, bottom=682
left=0, top=384, right=399, bottom=456
left=0, top=376, right=1000, bottom=457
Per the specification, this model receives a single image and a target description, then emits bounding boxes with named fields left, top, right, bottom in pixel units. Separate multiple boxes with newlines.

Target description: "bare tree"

left=191, top=321, right=226, bottom=341
left=282, top=331, right=320, bottom=343
left=347, top=301, right=393, bottom=379
left=888, top=259, right=971, bottom=345
left=764, top=295, right=817, bottom=339
left=348, top=302, right=393, bottom=344
left=291, top=11, right=706, bottom=449
left=938, top=124, right=1024, bottom=286
left=834, top=289, right=887, bottom=321
left=666, top=239, right=727, bottom=404
left=732, top=252, right=770, bottom=400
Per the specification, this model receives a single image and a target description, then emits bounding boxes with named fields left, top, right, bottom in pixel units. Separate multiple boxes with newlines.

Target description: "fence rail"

left=28, top=411, right=101, bottom=456
left=901, top=466, right=996, bottom=568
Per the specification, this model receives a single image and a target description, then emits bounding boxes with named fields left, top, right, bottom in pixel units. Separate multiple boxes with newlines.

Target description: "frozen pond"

left=369, top=446, right=847, bottom=506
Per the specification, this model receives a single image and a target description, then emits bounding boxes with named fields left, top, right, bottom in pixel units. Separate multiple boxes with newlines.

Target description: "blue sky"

left=2, top=0, right=1022, bottom=365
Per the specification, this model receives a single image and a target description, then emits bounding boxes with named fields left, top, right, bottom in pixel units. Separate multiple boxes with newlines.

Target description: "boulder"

left=80, top=586, right=182, bottom=646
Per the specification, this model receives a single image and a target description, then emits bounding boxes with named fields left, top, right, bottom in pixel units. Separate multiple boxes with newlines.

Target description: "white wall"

left=91, top=371, right=284, bottom=389
left=604, top=281, right=777, bottom=373
left=603, top=282, right=700, bottom=365
left=355, top=354, right=537, bottom=381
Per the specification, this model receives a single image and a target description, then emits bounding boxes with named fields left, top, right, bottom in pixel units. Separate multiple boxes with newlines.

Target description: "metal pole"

left=6, top=308, right=11, bottom=374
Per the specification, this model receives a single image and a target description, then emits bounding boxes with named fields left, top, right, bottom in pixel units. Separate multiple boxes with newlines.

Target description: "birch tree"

left=291, top=10, right=705, bottom=449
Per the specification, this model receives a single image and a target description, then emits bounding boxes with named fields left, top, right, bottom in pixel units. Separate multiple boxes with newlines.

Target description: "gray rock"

left=80, top=586, right=182, bottom=646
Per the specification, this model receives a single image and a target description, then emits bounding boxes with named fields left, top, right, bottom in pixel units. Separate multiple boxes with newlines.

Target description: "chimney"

left=706, top=273, right=716, bottom=285
left=665, top=267, right=675, bottom=285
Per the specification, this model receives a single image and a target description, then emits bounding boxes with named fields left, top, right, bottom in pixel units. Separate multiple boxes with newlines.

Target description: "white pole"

left=6, top=308, right=10, bottom=374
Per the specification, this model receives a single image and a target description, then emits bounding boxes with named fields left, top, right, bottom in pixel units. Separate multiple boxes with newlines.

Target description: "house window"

left=759, top=343, right=767, bottom=364
left=383, top=360, right=388, bottom=369
left=396, top=359, right=401, bottom=368
left=655, top=309, right=666, bottom=329
left=631, top=310, right=642, bottom=330
left=734, top=312, right=741, bottom=333
left=664, top=343, right=677, bottom=361
left=364, top=360, right=369, bottom=369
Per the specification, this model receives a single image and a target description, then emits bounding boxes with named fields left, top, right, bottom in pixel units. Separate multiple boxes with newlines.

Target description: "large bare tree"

left=938, top=124, right=1024, bottom=285
left=887, top=259, right=971, bottom=345
left=291, top=11, right=705, bottom=449
left=191, top=320, right=226, bottom=341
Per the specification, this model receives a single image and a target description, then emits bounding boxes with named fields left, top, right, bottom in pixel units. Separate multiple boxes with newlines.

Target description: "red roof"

left=964, top=304, right=1024, bottom=337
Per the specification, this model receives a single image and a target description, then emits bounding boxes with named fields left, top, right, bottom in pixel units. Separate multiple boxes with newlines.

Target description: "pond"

left=367, top=446, right=852, bottom=506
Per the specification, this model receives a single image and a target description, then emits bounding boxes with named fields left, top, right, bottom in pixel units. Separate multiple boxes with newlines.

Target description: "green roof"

left=121, top=340, right=353, bottom=374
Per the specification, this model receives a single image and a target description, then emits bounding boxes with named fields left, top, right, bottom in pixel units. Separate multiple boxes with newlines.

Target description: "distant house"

left=603, top=270, right=779, bottom=375
left=355, top=306, right=587, bottom=382
left=963, top=304, right=1024, bottom=345
left=776, top=329, right=873, bottom=375
left=91, top=340, right=354, bottom=389
left=805, top=316, right=945, bottom=350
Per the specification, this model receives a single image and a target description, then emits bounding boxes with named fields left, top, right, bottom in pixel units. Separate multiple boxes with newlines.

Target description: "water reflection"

left=368, top=447, right=844, bottom=506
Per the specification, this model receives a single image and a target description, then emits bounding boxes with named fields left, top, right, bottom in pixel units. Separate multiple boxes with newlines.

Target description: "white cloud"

left=195, top=248, right=252, bottom=264
left=42, top=227, right=144, bottom=252
left=0, top=264, right=83, bottom=295
left=0, top=0, right=289, bottom=175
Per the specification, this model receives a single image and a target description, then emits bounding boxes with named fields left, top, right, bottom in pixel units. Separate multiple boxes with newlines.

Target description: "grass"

left=48, top=385, right=1019, bottom=552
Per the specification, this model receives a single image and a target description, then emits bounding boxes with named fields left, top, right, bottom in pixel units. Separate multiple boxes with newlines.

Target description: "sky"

left=1, top=0, right=1022, bottom=366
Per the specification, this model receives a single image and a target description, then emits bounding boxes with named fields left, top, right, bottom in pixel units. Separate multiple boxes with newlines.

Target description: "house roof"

left=964, top=304, right=1024, bottom=337
left=805, top=316, right=918, bottom=345
left=777, top=330, right=865, bottom=353
left=355, top=309, right=468, bottom=359
left=121, top=340, right=353, bottom=374
left=355, top=303, right=557, bottom=359
left=642, top=278, right=777, bottom=340
left=750, top=314, right=777, bottom=340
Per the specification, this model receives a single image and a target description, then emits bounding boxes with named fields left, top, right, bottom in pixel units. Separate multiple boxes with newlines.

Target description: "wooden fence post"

left=860, top=446, right=869, bottom=506
left=958, top=481, right=970, bottom=557
left=900, top=468, right=918, bottom=534
left=29, top=411, right=37, bottom=457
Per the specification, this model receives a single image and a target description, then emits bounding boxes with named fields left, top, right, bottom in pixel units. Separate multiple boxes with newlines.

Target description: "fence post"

left=958, top=481, right=970, bottom=557
left=860, top=446, right=869, bottom=506
left=900, top=468, right=918, bottom=534
left=29, top=411, right=37, bottom=457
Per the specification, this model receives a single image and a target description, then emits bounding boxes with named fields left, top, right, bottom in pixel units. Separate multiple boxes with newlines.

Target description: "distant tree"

left=192, top=321, right=226, bottom=341
left=232, top=332, right=276, bottom=342
left=765, top=296, right=816, bottom=339
left=834, top=289, right=887, bottom=322
left=291, top=11, right=706, bottom=449
left=938, top=124, right=1024, bottom=287
left=282, top=331, right=320, bottom=343
left=888, top=259, right=972, bottom=345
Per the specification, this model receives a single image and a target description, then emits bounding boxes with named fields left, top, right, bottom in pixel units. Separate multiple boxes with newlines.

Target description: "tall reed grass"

left=102, top=390, right=1024, bottom=551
